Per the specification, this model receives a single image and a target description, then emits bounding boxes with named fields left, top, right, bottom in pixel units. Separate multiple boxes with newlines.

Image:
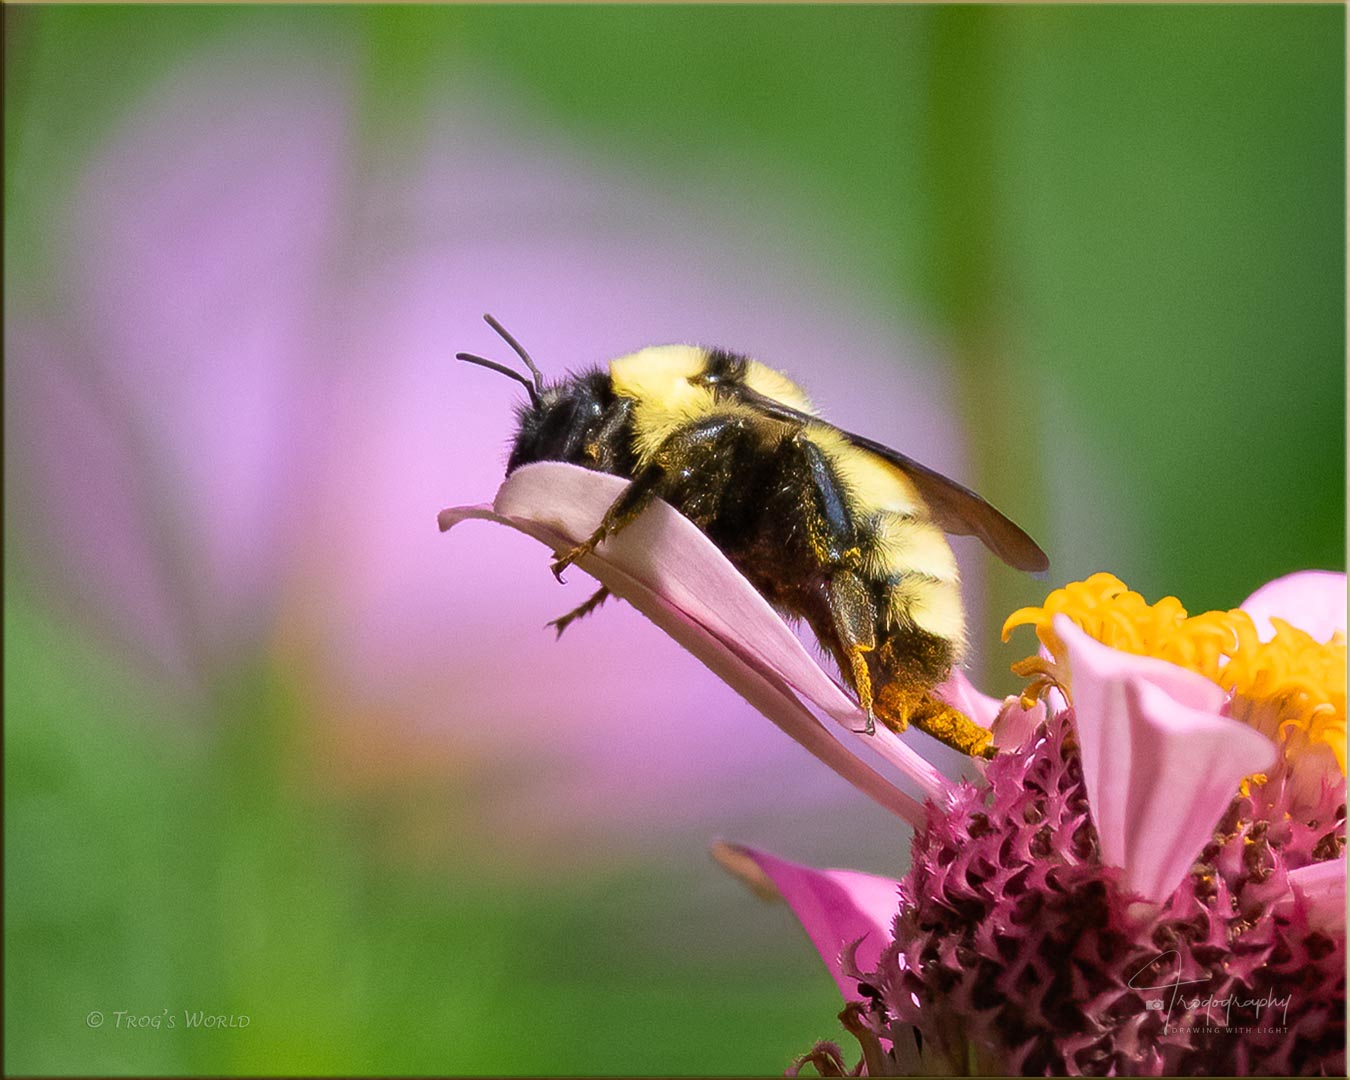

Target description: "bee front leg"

left=546, top=586, right=612, bottom=638
left=550, top=465, right=666, bottom=582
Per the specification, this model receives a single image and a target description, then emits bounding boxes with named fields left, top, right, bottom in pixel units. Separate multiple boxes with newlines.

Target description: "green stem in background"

left=356, top=7, right=454, bottom=159
left=917, top=8, right=1048, bottom=697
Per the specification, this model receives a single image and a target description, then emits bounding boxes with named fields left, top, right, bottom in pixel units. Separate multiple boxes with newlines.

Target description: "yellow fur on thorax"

left=742, top=360, right=815, bottom=413
left=610, top=347, right=815, bottom=465
left=610, top=345, right=720, bottom=463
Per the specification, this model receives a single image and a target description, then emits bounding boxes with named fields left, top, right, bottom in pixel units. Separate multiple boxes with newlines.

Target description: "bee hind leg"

left=876, top=684, right=995, bottom=759
left=550, top=466, right=666, bottom=582
left=546, top=586, right=611, bottom=639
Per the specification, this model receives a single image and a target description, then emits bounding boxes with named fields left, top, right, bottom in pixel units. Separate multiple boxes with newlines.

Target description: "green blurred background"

left=5, top=5, right=1344, bottom=1075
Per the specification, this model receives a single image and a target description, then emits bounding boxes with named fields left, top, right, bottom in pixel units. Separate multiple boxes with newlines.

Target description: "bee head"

left=458, top=315, right=624, bottom=475
left=505, top=374, right=619, bottom=473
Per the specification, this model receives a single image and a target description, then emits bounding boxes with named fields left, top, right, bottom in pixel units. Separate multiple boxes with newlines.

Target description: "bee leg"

left=550, top=466, right=666, bottom=582
left=876, top=684, right=995, bottom=759
left=912, top=695, right=996, bottom=759
left=824, top=572, right=879, bottom=735
left=554, top=413, right=758, bottom=579
left=841, top=649, right=876, bottom=736
left=546, top=586, right=611, bottom=639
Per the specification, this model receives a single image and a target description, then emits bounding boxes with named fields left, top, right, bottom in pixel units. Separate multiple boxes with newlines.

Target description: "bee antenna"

left=482, top=314, right=546, bottom=397
left=456, top=352, right=542, bottom=410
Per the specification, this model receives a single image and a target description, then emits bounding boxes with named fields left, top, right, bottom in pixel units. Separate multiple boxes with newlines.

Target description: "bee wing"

left=733, top=386, right=1050, bottom=574
left=841, top=431, right=1049, bottom=573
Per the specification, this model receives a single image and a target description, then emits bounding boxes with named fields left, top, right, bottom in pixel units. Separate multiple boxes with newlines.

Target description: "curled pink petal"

left=489, top=463, right=950, bottom=804
left=1056, top=616, right=1276, bottom=901
left=440, top=462, right=953, bottom=822
left=713, top=842, right=899, bottom=1002
left=1282, top=857, right=1348, bottom=934
left=1120, top=678, right=1277, bottom=900
left=1058, top=613, right=1225, bottom=858
left=487, top=464, right=948, bottom=801
left=1241, top=570, right=1347, bottom=643
left=990, top=695, right=1047, bottom=751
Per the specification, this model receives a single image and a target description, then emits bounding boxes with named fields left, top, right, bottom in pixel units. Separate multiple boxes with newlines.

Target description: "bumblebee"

left=459, top=315, right=1048, bottom=758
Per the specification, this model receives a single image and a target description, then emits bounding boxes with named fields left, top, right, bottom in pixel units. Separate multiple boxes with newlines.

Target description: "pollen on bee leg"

left=875, top=683, right=995, bottom=759
left=919, top=702, right=996, bottom=759
left=844, top=646, right=874, bottom=709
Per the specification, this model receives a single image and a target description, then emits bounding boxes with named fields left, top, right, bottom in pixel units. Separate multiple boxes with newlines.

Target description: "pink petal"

left=1058, top=615, right=1228, bottom=862
left=1282, top=857, right=1348, bottom=934
left=441, top=463, right=953, bottom=822
left=1241, top=570, right=1347, bottom=643
left=1056, top=616, right=1277, bottom=902
left=713, top=842, right=899, bottom=1002
left=1120, top=679, right=1277, bottom=900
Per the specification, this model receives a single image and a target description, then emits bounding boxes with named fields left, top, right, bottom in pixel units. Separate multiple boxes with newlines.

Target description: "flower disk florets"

left=855, top=712, right=1346, bottom=1076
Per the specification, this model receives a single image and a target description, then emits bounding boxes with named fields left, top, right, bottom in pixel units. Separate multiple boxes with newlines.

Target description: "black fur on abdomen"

left=648, top=410, right=955, bottom=695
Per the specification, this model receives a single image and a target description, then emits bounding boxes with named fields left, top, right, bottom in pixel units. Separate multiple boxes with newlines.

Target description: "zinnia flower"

left=444, top=463, right=1347, bottom=1076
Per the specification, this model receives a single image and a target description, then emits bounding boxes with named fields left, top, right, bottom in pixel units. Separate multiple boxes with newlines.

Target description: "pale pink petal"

left=1282, top=858, right=1348, bottom=934
left=1059, top=614, right=1226, bottom=865
left=1241, top=570, right=1347, bottom=643
left=482, top=464, right=950, bottom=802
left=441, top=463, right=951, bottom=822
left=1056, top=616, right=1276, bottom=902
left=943, top=673, right=1045, bottom=782
left=713, top=842, right=900, bottom=1002
left=1119, top=679, right=1276, bottom=900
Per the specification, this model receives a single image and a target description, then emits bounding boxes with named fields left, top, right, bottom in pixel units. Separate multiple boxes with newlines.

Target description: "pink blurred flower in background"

left=5, top=40, right=983, bottom=860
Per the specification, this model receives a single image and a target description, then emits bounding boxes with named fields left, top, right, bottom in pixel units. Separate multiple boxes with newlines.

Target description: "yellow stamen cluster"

left=1002, top=572, right=1346, bottom=782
